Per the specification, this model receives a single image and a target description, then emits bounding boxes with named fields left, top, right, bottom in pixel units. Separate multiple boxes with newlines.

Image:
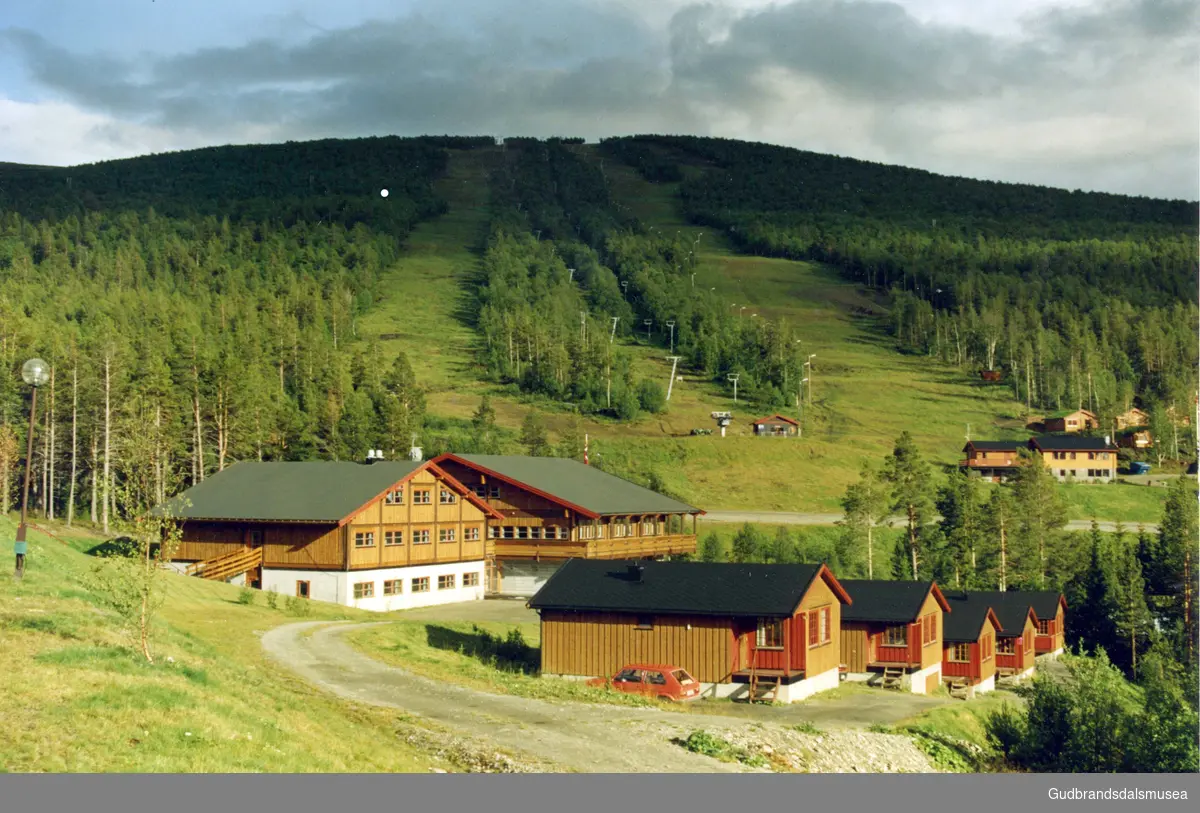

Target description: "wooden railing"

left=185, top=547, right=263, bottom=582
left=490, top=534, right=697, bottom=561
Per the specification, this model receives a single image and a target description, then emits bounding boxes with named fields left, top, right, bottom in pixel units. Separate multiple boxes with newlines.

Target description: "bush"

left=679, top=730, right=768, bottom=768
left=265, top=588, right=279, bottom=610
left=284, top=595, right=312, bottom=617
left=236, top=587, right=256, bottom=606
left=636, top=379, right=667, bottom=414
left=984, top=703, right=1026, bottom=761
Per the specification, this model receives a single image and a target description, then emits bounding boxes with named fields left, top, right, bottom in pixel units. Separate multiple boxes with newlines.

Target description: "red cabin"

left=1025, top=591, right=1068, bottom=657
left=968, top=592, right=1038, bottom=682
left=940, top=591, right=1002, bottom=698
left=838, top=579, right=950, bottom=694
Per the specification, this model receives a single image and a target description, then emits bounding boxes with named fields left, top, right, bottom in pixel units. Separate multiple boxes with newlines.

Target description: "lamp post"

left=14, top=357, right=49, bottom=580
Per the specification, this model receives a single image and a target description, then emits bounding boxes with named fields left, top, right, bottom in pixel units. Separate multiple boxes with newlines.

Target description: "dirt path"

left=703, top=511, right=1159, bottom=533
left=262, top=620, right=746, bottom=773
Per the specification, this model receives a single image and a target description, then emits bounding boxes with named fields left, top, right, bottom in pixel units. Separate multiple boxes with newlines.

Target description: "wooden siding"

left=539, top=611, right=734, bottom=683
left=840, top=624, right=869, bottom=672
left=1035, top=606, right=1065, bottom=654
left=799, top=575, right=841, bottom=677
left=176, top=521, right=343, bottom=569
left=943, top=622, right=999, bottom=684
left=917, top=592, right=943, bottom=669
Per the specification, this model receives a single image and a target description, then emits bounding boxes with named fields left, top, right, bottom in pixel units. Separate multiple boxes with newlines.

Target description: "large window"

left=882, top=624, right=907, bottom=647
left=413, top=489, right=431, bottom=505
left=997, top=637, right=1016, bottom=655
left=756, top=618, right=784, bottom=649
left=354, top=531, right=375, bottom=548
left=808, top=607, right=832, bottom=647
left=949, top=642, right=970, bottom=662
left=353, top=582, right=375, bottom=599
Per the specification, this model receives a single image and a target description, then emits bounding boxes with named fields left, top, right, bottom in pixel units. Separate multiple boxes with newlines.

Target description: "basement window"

left=383, top=580, right=402, bottom=596
left=463, top=572, right=480, bottom=587
left=438, top=574, right=456, bottom=590
left=353, top=582, right=375, bottom=599
left=411, top=577, right=430, bottom=593
left=756, top=618, right=783, bottom=649
left=635, top=615, right=654, bottom=630
left=296, top=581, right=310, bottom=599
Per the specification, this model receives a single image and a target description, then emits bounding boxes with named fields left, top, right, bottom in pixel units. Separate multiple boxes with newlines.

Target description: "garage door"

left=498, top=560, right=563, bottom=597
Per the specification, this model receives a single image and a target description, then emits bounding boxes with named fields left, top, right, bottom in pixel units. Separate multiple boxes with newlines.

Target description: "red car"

left=587, top=664, right=703, bottom=702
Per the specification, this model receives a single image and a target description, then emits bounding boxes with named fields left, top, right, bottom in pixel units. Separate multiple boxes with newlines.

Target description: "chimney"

left=627, top=563, right=644, bottom=582
left=1104, top=435, right=1111, bottom=446
left=409, top=446, right=423, bottom=462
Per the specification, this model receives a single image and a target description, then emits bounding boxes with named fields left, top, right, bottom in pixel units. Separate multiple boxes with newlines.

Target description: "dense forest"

left=606, top=135, right=1199, bottom=450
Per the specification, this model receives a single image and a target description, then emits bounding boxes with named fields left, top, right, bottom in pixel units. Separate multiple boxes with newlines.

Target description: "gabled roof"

left=963, top=440, right=1024, bottom=452
left=1047, top=408, right=1097, bottom=420
left=940, top=591, right=1003, bottom=643
left=1030, top=435, right=1117, bottom=452
left=750, top=413, right=799, bottom=426
left=153, top=460, right=503, bottom=524
left=962, top=591, right=1038, bottom=637
left=839, top=579, right=951, bottom=623
left=431, top=454, right=703, bottom=519
left=528, top=560, right=851, bottom=617
left=1015, top=590, right=1068, bottom=620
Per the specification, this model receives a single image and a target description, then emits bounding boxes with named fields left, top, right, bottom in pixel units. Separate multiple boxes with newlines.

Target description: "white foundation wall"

left=972, top=674, right=996, bottom=696
left=779, top=666, right=841, bottom=702
left=903, top=662, right=942, bottom=695
left=262, top=561, right=486, bottom=611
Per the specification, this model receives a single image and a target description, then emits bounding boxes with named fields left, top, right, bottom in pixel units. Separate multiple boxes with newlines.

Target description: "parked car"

left=587, top=663, right=702, bottom=702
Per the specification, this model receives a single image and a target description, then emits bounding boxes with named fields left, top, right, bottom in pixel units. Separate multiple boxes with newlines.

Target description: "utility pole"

left=643, top=319, right=652, bottom=342
left=727, top=374, right=740, bottom=403
left=609, top=316, right=619, bottom=343
left=666, top=356, right=682, bottom=401
left=805, top=354, right=816, bottom=406
left=666, top=320, right=676, bottom=354
left=798, top=377, right=808, bottom=439
left=580, top=312, right=588, bottom=344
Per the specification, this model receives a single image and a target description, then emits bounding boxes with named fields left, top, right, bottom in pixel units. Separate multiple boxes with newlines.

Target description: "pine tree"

left=519, top=409, right=552, bottom=456
left=697, top=531, right=725, bottom=562
left=471, top=395, right=501, bottom=454
left=730, top=523, right=764, bottom=563
left=890, top=538, right=911, bottom=580
left=765, top=526, right=798, bottom=564
left=555, top=414, right=586, bottom=461
left=937, top=468, right=987, bottom=587
left=882, top=431, right=934, bottom=580
left=1157, top=477, right=1199, bottom=666
left=1068, top=523, right=1120, bottom=658
left=1010, top=448, right=1066, bottom=588
left=1110, top=531, right=1152, bottom=678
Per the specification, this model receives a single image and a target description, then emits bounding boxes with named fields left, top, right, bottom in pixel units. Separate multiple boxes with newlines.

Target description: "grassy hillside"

left=0, top=516, right=502, bottom=772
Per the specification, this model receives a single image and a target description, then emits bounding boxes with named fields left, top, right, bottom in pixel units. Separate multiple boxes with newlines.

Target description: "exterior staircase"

left=880, top=666, right=905, bottom=690
left=946, top=678, right=970, bottom=700
left=748, top=671, right=780, bottom=704
left=185, top=547, right=263, bottom=582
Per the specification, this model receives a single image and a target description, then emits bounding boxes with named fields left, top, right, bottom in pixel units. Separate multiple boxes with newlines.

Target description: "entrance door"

left=247, top=527, right=265, bottom=589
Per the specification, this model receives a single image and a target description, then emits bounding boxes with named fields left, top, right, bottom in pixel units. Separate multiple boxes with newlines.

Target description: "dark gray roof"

left=1031, top=435, right=1117, bottom=452
left=840, top=580, right=941, bottom=623
left=940, top=591, right=1000, bottom=642
left=528, top=559, right=842, bottom=617
left=963, top=592, right=1036, bottom=637
left=964, top=441, right=1024, bottom=452
left=154, top=460, right=421, bottom=522
left=445, top=454, right=701, bottom=517
left=1014, top=590, right=1067, bottom=620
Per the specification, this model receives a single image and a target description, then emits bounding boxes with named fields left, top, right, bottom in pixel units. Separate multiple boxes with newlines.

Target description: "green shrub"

left=284, top=595, right=312, bottom=617
left=236, top=587, right=256, bottom=606
left=265, top=588, right=279, bottom=610
left=790, top=721, right=822, bottom=735
left=679, top=730, right=768, bottom=768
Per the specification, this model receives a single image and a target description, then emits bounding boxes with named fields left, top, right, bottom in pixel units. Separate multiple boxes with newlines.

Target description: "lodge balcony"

left=486, top=533, right=697, bottom=562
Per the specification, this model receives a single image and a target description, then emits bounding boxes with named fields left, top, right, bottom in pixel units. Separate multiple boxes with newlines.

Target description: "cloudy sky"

left=1, top=0, right=1196, bottom=199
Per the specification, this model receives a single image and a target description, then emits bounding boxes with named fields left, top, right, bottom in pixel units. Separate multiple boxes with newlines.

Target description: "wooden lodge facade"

left=961, top=435, right=1118, bottom=482
left=1044, top=408, right=1099, bottom=433
left=528, top=560, right=852, bottom=703
left=940, top=592, right=1002, bottom=698
left=157, top=459, right=504, bottom=612
left=750, top=414, right=799, bottom=437
left=838, top=580, right=950, bottom=694
left=431, top=454, right=703, bottom=596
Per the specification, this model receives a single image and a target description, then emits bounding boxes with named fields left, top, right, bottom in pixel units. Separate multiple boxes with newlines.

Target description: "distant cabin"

left=960, top=441, right=1024, bottom=482
left=529, top=560, right=852, bottom=703
left=966, top=592, right=1038, bottom=683
left=1115, top=407, right=1149, bottom=431
left=940, top=592, right=1002, bottom=698
left=838, top=579, right=950, bottom=694
left=1043, top=408, right=1099, bottom=433
left=1118, top=430, right=1153, bottom=450
left=154, top=459, right=504, bottom=611
left=432, top=454, right=704, bottom=597
left=750, top=414, right=799, bottom=437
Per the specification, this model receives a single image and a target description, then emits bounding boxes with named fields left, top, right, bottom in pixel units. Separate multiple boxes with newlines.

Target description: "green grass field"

left=352, top=146, right=1177, bottom=521
left=0, top=517, right=465, bottom=772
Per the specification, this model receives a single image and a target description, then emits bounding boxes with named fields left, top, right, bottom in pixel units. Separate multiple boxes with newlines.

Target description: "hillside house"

left=1115, top=407, right=1149, bottom=430
left=1030, top=435, right=1118, bottom=482
left=940, top=592, right=1002, bottom=698
left=960, top=441, right=1024, bottom=482
left=1025, top=591, right=1068, bottom=657
left=155, top=459, right=503, bottom=611
left=838, top=580, right=950, bottom=694
left=431, top=454, right=703, bottom=597
left=968, top=592, right=1038, bottom=682
left=1118, top=430, right=1153, bottom=450
left=750, top=414, right=799, bottom=437
left=528, top=560, right=852, bottom=703
left=1043, top=408, right=1099, bottom=433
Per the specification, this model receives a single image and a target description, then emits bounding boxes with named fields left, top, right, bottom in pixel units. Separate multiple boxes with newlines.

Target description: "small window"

left=924, top=614, right=937, bottom=645
left=411, top=577, right=430, bottom=593
left=502, top=526, right=515, bottom=540
left=383, top=579, right=402, bottom=596
left=412, top=529, right=430, bottom=545
left=463, top=572, right=480, bottom=587
left=882, top=624, right=907, bottom=647
left=354, top=531, right=375, bottom=548
left=384, top=488, right=404, bottom=505
left=949, top=642, right=970, bottom=662
left=488, top=526, right=499, bottom=539
left=438, top=574, right=456, bottom=590
left=248, top=529, right=264, bottom=546
left=296, top=580, right=310, bottom=598
left=472, top=484, right=487, bottom=499
left=517, top=526, right=529, bottom=540
left=820, top=606, right=831, bottom=644
left=998, top=637, right=1015, bottom=655
left=1037, top=619, right=1051, bottom=635
left=636, top=615, right=654, bottom=630
left=529, top=527, right=542, bottom=540
left=413, top=489, right=431, bottom=505
left=465, top=527, right=480, bottom=541
left=439, top=489, right=457, bottom=504
left=488, top=486, right=501, bottom=499
left=384, top=530, right=404, bottom=546
left=439, top=528, right=456, bottom=543
left=646, top=671, right=667, bottom=685
left=1087, top=452, right=1095, bottom=460
left=353, top=582, right=375, bottom=599
left=757, top=618, right=784, bottom=648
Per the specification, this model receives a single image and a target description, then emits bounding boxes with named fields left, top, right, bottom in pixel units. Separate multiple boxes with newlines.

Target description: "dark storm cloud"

left=0, top=0, right=1194, bottom=197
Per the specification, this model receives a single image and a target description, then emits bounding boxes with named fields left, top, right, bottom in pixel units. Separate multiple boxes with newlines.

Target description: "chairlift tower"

left=711, top=411, right=732, bottom=438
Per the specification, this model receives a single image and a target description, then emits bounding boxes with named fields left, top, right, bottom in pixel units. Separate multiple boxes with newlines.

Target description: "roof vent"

left=365, top=449, right=384, bottom=464
left=409, top=446, right=423, bottom=462
left=1104, top=435, right=1111, bottom=446
left=627, top=563, right=644, bottom=582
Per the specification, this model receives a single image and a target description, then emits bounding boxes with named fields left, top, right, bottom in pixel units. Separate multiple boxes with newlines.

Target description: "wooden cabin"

left=940, top=592, right=1002, bottom=698
left=1118, top=430, right=1153, bottom=450
left=838, top=580, right=950, bottom=694
left=431, top=454, right=703, bottom=597
left=960, top=441, right=1024, bottom=482
left=1043, top=408, right=1099, bottom=433
left=155, top=459, right=503, bottom=611
left=1024, top=591, right=1068, bottom=657
left=1115, top=407, right=1149, bottom=431
left=528, top=560, right=852, bottom=703
left=968, top=592, right=1038, bottom=682
left=1030, top=435, right=1118, bottom=482
left=750, top=414, right=799, bottom=437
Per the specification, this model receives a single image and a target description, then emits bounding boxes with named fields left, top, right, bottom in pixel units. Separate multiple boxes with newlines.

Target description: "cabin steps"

left=880, top=666, right=905, bottom=690
left=185, top=547, right=263, bottom=582
left=748, top=673, right=780, bottom=704
left=946, top=679, right=970, bottom=700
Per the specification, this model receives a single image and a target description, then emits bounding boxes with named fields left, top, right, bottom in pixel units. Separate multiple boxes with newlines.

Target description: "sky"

left=0, top=0, right=1196, bottom=200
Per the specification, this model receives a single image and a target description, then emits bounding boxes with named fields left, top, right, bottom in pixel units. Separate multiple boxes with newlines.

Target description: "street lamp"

left=14, top=357, right=49, bottom=579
